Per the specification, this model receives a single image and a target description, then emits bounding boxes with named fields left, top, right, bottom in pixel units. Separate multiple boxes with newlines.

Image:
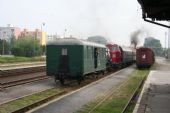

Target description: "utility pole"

left=2, top=32, right=5, bottom=55
left=63, top=29, right=67, bottom=38
left=165, top=32, right=167, bottom=50
left=167, top=22, right=170, bottom=59
left=41, top=22, right=45, bottom=55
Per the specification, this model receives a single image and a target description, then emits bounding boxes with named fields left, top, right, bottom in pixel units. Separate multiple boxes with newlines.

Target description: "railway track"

left=0, top=74, right=49, bottom=89
left=0, top=66, right=47, bottom=90
left=5, top=68, right=119, bottom=113
left=86, top=70, right=146, bottom=113
left=0, top=66, right=45, bottom=77
left=0, top=62, right=45, bottom=68
left=0, top=66, right=133, bottom=113
left=121, top=76, right=146, bottom=113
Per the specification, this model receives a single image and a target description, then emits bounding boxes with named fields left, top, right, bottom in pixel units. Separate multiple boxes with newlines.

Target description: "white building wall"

left=0, top=27, right=19, bottom=41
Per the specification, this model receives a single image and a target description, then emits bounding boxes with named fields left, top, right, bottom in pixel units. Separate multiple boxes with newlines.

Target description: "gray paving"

left=0, top=78, right=55, bottom=105
left=30, top=66, right=135, bottom=113
left=133, top=58, right=170, bottom=113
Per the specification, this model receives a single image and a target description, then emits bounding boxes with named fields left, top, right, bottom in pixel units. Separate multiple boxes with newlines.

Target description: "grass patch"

left=0, top=56, right=45, bottom=63
left=0, top=88, right=64, bottom=113
left=76, top=69, right=150, bottom=113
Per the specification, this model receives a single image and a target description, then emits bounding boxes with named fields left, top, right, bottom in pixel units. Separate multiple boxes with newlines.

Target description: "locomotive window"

left=62, top=48, right=67, bottom=55
left=112, top=46, right=118, bottom=51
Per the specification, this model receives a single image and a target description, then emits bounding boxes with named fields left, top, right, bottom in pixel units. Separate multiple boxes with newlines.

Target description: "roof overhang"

left=138, top=0, right=170, bottom=21
left=138, top=0, right=170, bottom=28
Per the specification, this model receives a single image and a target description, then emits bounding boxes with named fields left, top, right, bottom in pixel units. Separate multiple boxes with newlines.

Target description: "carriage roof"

left=47, top=38, right=106, bottom=48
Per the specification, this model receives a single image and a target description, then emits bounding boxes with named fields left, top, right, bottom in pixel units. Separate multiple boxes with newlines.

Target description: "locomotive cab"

left=106, top=44, right=122, bottom=67
left=106, top=43, right=134, bottom=68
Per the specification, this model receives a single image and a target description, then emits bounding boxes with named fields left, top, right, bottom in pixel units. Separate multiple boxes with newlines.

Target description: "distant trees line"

left=143, top=37, right=165, bottom=57
left=0, top=36, right=45, bottom=57
left=1, top=35, right=166, bottom=57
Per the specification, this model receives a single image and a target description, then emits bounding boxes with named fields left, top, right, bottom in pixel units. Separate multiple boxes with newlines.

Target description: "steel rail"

left=121, top=76, right=146, bottom=113
left=88, top=73, right=133, bottom=113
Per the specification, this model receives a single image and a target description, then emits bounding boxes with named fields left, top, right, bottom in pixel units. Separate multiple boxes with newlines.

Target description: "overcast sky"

left=0, top=0, right=169, bottom=47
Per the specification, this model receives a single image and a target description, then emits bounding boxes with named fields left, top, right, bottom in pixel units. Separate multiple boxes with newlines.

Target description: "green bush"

left=0, top=56, right=45, bottom=63
left=11, top=37, right=43, bottom=57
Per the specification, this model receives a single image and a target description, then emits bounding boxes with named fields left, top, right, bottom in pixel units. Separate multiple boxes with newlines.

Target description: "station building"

left=0, top=26, right=21, bottom=41
left=21, top=28, right=46, bottom=46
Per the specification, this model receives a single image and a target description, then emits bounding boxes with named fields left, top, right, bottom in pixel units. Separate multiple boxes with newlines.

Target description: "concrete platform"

left=133, top=71, right=170, bottom=113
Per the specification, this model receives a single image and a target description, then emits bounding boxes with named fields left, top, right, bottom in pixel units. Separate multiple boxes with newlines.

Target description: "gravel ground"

left=0, top=72, right=46, bottom=83
left=0, top=61, right=45, bottom=70
left=0, top=78, right=55, bottom=105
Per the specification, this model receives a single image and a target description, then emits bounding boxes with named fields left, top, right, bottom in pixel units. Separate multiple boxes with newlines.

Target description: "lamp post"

left=41, top=22, right=45, bottom=55
left=165, top=32, right=167, bottom=50
left=63, top=29, right=67, bottom=38
left=41, top=22, right=45, bottom=32
left=2, top=32, right=5, bottom=55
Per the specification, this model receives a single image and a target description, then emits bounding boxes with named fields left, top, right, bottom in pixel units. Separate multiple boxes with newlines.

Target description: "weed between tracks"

left=0, top=88, right=64, bottom=113
left=75, top=69, right=150, bottom=113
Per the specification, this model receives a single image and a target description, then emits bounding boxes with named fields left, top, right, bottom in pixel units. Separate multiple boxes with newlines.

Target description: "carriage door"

left=94, top=48, right=98, bottom=68
left=59, top=48, right=69, bottom=73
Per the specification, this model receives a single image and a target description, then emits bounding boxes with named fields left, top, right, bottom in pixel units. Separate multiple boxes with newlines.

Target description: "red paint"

left=106, top=43, right=122, bottom=65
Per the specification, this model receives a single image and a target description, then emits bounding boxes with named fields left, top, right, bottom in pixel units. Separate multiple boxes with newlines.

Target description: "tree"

left=144, top=37, right=164, bottom=56
left=87, top=36, right=108, bottom=45
left=11, top=36, right=42, bottom=57
left=0, top=39, right=10, bottom=55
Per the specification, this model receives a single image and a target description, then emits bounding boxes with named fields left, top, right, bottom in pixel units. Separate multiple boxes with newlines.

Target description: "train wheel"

left=102, top=70, right=105, bottom=75
left=55, top=78, right=58, bottom=84
left=77, top=76, right=83, bottom=85
left=54, top=76, right=59, bottom=84
left=59, top=78, right=65, bottom=85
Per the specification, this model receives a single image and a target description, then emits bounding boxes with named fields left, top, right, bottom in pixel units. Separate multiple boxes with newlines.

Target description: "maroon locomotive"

left=136, top=47, right=155, bottom=68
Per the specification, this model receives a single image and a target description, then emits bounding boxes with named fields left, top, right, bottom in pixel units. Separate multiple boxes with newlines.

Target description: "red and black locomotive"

left=106, top=43, right=134, bottom=68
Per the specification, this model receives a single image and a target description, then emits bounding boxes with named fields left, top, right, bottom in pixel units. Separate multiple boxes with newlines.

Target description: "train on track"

left=46, top=38, right=154, bottom=84
left=106, top=43, right=135, bottom=68
left=46, top=38, right=107, bottom=84
left=136, top=47, right=155, bottom=68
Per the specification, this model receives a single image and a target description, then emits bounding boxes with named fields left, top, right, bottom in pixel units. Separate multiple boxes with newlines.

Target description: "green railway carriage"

left=46, top=38, right=107, bottom=84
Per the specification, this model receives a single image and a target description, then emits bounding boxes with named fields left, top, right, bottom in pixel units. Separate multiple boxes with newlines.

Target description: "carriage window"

left=92, top=47, right=94, bottom=59
left=87, top=47, right=88, bottom=58
left=85, top=46, right=87, bottom=59
left=88, top=47, right=92, bottom=59
left=62, top=48, right=67, bottom=55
